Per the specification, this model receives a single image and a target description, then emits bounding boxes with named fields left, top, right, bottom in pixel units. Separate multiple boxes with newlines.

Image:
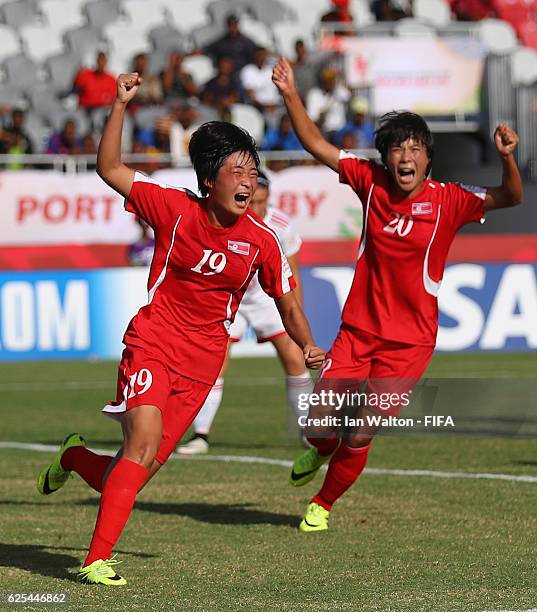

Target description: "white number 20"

left=383, top=213, right=414, bottom=237
left=125, top=368, right=153, bottom=399
left=191, top=249, right=227, bottom=275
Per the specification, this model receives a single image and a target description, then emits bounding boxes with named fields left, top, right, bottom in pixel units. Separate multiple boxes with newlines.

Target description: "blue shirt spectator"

left=262, top=114, right=303, bottom=151
left=333, top=97, right=375, bottom=148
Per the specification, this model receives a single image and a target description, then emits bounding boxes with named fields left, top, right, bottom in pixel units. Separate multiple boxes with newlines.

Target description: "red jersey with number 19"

left=123, top=171, right=295, bottom=384
left=339, top=151, right=486, bottom=346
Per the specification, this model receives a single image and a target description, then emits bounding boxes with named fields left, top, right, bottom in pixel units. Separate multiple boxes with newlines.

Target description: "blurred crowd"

left=0, top=0, right=498, bottom=170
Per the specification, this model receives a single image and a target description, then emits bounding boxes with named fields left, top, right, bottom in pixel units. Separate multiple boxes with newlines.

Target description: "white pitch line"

left=2, top=442, right=537, bottom=484
left=0, top=378, right=282, bottom=392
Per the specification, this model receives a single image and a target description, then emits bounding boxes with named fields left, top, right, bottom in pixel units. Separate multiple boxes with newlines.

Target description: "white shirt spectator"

left=240, top=61, right=280, bottom=106
left=306, top=83, right=351, bottom=133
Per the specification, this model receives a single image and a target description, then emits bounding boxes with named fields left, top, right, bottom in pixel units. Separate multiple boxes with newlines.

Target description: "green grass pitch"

left=1, top=353, right=537, bottom=611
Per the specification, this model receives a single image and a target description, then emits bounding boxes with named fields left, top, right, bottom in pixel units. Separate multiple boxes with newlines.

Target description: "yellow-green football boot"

left=37, top=432, right=86, bottom=495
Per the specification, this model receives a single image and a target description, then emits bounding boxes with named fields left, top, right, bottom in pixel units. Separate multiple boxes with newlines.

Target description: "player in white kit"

left=177, top=171, right=314, bottom=454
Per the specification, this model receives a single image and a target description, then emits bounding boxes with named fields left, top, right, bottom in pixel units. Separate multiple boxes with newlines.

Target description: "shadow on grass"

left=512, top=460, right=537, bottom=467
left=0, top=543, right=79, bottom=582
left=79, top=498, right=298, bottom=527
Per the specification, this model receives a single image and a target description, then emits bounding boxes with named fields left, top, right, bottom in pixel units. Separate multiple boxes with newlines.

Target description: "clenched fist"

left=494, top=124, right=519, bottom=158
left=116, top=73, right=143, bottom=104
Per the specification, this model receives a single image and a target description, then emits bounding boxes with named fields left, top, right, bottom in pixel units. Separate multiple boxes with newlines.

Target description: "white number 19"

left=191, top=249, right=227, bottom=275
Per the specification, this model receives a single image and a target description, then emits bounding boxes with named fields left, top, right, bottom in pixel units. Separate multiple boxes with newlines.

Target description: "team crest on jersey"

left=411, top=202, right=433, bottom=216
left=227, top=240, right=251, bottom=255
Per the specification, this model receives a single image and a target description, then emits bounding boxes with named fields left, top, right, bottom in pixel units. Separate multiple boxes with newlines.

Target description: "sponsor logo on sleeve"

left=227, top=240, right=251, bottom=256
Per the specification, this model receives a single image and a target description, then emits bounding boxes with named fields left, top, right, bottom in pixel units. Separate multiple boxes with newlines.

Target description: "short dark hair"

left=374, top=111, right=434, bottom=174
left=189, top=121, right=260, bottom=197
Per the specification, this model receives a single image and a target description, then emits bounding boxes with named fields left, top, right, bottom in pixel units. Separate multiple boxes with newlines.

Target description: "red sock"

left=312, top=444, right=370, bottom=511
left=307, top=433, right=339, bottom=457
left=61, top=447, right=113, bottom=493
left=84, top=458, right=148, bottom=567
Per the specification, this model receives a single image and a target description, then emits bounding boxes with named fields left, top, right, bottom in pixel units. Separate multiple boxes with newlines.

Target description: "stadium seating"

left=1, top=0, right=537, bottom=156
left=478, top=18, right=518, bottom=54
left=2, top=53, right=38, bottom=91
left=0, top=0, right=40, bottom=29
left=0, top=24, right=21, bottom=60
left=84, top=0, right=122, bottom=30
left=238, top=15, right=275, bottom=49
left=64, top=25, right=104, bottom=61
left=40, top=0, right=85, bottom=31
left=511, top=46, right=537, bottom=85
left=230, top=103, right=265, bottom=143
left=46, top=53, right=80, bottom=94
left=273, top=22, right=314, bottom=57
left=181, top=54, right=216, bottom=86
left=413, top=0, right=451, bottom=26
left=20, top=23, right=66, bottom=60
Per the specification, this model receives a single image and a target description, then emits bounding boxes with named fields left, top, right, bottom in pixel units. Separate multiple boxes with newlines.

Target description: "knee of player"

left=345, top=435, right=373, bottom=449
left=124, top=441, right=159, bottom=469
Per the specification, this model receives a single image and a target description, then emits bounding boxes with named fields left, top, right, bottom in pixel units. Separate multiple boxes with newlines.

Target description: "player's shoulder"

left=340, top=150, right=385, bottom=177
left=427, top=178, right=487, bottom=202
left=132, top=172, right=200, bottom=204
left=244, top=210, right=282, bottom=248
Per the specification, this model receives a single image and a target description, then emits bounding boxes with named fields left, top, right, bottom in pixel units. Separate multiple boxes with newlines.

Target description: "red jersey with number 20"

left=339, top=151, right=486, bottom=347
left=124, top=171, right=295, bottom=384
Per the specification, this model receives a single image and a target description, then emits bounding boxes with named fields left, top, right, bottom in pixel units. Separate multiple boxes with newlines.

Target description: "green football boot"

left=78, top=557, right=127, bottom=586
left=299, top=502, right=330, bottom=533
left=289, top=447, right=329, bottom=487
left=36, top=432, right=86, bottom=495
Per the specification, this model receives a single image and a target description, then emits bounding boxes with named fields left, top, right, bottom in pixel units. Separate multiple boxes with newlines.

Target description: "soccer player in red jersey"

left=272, top=57, right=523, bottom=532
left=36, top=72, right=325, bottom=583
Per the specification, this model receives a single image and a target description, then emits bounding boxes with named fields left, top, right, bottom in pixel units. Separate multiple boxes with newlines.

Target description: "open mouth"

left=397, top=167, right=415, bottom=184
left=234, top=192, right=250, bottom=204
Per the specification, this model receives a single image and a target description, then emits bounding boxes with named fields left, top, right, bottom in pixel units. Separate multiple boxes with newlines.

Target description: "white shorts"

left=229, top=294, right=286, bottom=343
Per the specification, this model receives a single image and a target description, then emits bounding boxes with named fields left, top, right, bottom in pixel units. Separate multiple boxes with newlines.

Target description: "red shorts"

left=313, top=325, right=434, bottom=418
left=103, top=347, right=212, bottom=464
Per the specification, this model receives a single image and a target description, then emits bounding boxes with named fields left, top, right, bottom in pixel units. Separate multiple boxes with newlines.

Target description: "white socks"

left=193, top=372, right=314, bottom=436
left=286, top=371, right=314, bottom=422
left=193, top=377, right=224, bottom=435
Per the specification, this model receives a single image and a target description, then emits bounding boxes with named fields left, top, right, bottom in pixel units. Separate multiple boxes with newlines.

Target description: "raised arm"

left=275, top=291, right=325, bottom=369
left=96, top=73, right=141, bottom=198
left=484, top=124, right=523, bottom=212
left=272, top=57, right=340, bottom=172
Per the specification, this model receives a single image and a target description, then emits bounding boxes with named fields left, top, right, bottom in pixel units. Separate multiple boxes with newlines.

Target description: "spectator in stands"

left=161, top=50, right=198, bottom=102
left=46, top=119, right=82, bottom=154
left=241, top=47, right=281, bottom=124
left=81, top=133, right=98, bottom=155
left=128, top=217, right=155, bottom=267
left=306, top=67, right=351, bottom=139
left=320, top=0, right=356, bottom=35
left=200, top=55, right=242, bottom=121
left=204, top=14, right=257, bottom=72
left=73, top=51, right=116, bottom=111
left=262, top=113, right=303, bottom=151
left=449, top=0, right=495, bottom=21
left=340, top=131, right=359, bottom=150
left=169, top=100, right=203, bottom=158
left=371, top=0, right=409, bottom=21
left=130, top=53, right=163, bottom=107
left=0, top=109, right=33, bottom=155
left=334, top=97, right=375, bottom=148
left=291, top=40, right=317, bottom=100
